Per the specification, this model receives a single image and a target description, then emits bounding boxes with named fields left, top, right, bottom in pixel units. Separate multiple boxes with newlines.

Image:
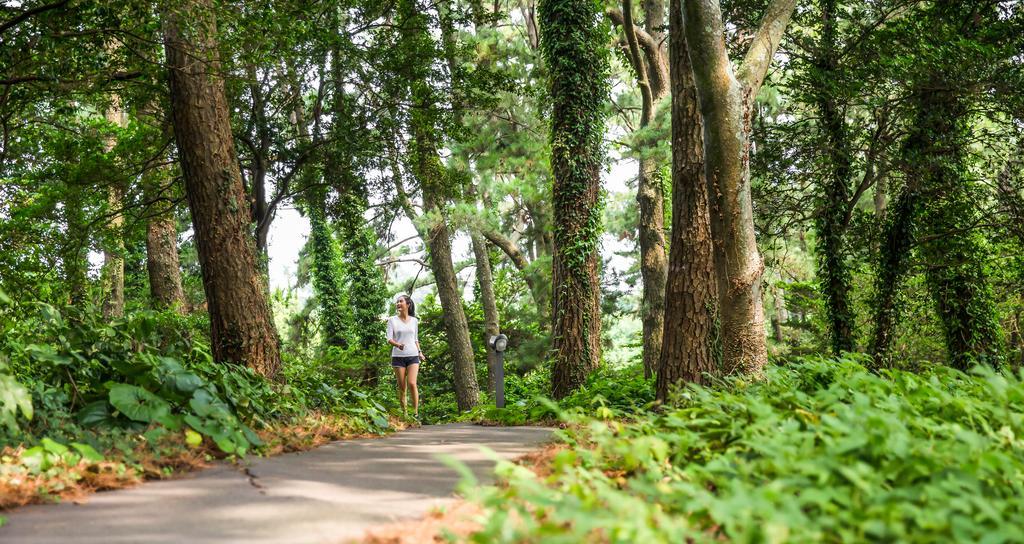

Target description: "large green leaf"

left=189, top=388, right=231, bottom=418
left=76, top=400, right=112, bottom=427
left=156, top=357, right=204, bottom=395
left=0, top=373, right=33, bottom=431
left=109, top=384, right=171, bottom=423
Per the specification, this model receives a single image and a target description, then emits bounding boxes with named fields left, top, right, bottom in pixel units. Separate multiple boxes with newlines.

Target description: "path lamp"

left=488, top=334, right=509, bottom=408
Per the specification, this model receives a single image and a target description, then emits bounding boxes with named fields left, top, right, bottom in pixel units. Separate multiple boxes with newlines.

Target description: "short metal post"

left=489, top=334, right=509, bottom=409
left=495, top=351, right=505, bottom=408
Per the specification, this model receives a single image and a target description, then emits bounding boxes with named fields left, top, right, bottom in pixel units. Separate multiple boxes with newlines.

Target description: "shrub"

left=466, top=356, right=1024, bottom=543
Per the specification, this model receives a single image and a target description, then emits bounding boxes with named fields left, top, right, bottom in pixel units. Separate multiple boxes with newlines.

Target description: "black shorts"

left=392, top=356, right=420, bottom=368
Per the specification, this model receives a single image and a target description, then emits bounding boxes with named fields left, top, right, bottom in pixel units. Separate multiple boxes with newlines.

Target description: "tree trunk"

left=911, top=86, right=1001, bottom=369
left=870, top=186, right=917, bottom=362
left=771, top=286, right=785, bottom=343
left=63, top=190, right=89, bottom=306
left=422, top=185, right=480, bottom=411
left=471, top=231, right=501, bottom=394
left=540, top=0, right=608, bottom=399
left=401, top=0, right=480, bottom=410
left=681, top=0, right=796, bottom=375
left=873, top=164, right=888, bottom=221
left=656, top=0, right=720, bottom=401
left=291, top=77, right=350, bottom=350
left=620, top=0, right=669, bottom=380
left=144, top=177, right=186, bottom=312
left=163, top=0, right=281, bottom=378
left=307, top=201, right=350, bottom=348
left=101, top=102, right=126, bottom=319
left=812, top=0, right=855, bottom=355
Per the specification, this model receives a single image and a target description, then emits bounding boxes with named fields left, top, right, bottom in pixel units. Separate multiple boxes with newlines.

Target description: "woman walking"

left=386, top=295, right=425, bottom=417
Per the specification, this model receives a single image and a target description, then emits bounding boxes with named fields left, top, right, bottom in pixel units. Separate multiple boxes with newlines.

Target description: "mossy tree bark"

left=812, top=0, right=855, bottom=354
left=539, top=0, right=609, bottom=398
left=656, top=0, right=720, bottom=400
left=681, top=0, right=797, bottom=375
left=163, top=0, right=282, bottom=378
left=910, top=86, right=1001, bottom=369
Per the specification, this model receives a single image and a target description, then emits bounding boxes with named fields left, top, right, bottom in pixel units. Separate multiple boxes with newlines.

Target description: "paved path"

left=1, top=423, right=553, bottom=544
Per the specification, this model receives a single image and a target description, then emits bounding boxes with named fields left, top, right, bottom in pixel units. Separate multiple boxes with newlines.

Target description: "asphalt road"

left=0, top=423, right=553, bottom=544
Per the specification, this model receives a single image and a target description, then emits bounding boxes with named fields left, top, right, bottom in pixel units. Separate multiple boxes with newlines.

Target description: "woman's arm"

left=385, top=318, right=404, bottom=350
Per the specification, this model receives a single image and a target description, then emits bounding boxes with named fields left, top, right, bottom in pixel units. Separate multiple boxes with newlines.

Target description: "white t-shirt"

left=386, top=315, right=419, bottom=357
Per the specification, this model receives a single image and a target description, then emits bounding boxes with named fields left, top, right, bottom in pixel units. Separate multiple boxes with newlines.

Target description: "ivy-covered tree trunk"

left=63, top=189, right=90, bottom=306
left=306, top=198, right=350, bottom=349
left=910, top=85, right=1001, bottom=369
left=163, top=0, right=282, bottom=378
left=870, top=184, right=917, bottom=361
left=101, top=103, right=126, bottom=319
left=812, top=0, right=855, bottom=355
left=682, top=0, right=796, bottom=375
left=656, top=0, right=720, bottom=400
left=291, top=79, right=351, bottom=350
left=873, top=83, right=1002, bottom=368
left=539, top=0, right=609, bottom=399
left=339, top=216, right=386, bottom=352
left=144, top=177, right=186, bottom=312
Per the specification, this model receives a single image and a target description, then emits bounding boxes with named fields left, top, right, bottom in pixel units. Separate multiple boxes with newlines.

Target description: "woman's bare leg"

left=406, top=363, right=420, bottom=416
left=393, top=366, right=407, bottom=413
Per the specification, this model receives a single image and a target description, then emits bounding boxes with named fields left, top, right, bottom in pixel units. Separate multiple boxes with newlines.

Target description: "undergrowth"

left=0, top=296, right=397, bottom=512
left=462, top=356, right=1024, bottom=543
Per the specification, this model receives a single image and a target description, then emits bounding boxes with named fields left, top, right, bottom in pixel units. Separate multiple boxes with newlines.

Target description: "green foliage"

left=460, top=363, right=654, bottom=426
left=0, top=304, right=283, bottom=455
left=306, top=201, right=352, bottom=349
left=280, top=347, right=392, bottom=432
left=466, top=357, right=1024, bottom=542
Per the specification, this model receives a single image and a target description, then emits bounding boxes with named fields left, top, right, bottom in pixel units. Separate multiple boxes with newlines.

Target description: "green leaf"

left=109, top=384, right=171, bottom=423
left=71, top=443, right=104, bottom=463
left=185, top=428, right=203, bottom=448
left=76, top=400, right=112, bottom=427
left=41, top=437, right=69, bottom=456
left=20, top=446, right=48, bottom=474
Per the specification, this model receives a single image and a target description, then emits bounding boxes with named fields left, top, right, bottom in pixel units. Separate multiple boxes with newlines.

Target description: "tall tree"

left=539, top=0, right=610, bottom=398
left=398, top=0, right=480, bottom=410
left=871, top=1, right=1009, bottom=368
left=100, top=99, right=126, bottom=318
left=656, top=0, right=720, bottom=400
left=163, top=0, right=281, bottom=377
left=682, top=0, right=798, bottom=374
left=811, top=0, right=855, bottom=354
left=609, top=0, right=670, bottom=379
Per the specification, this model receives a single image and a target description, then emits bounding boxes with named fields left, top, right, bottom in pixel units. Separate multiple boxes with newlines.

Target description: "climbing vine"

left=538, top=0, right=610, bottom=397
left=305, top=193, right=351, bottom=349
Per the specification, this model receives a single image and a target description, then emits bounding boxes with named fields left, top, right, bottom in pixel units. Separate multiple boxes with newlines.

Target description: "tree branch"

left=0, top=0, right=69, bottom=36
left=606, top=7, right=668, bottom=98
left=736, top=0, right=799, bottom=93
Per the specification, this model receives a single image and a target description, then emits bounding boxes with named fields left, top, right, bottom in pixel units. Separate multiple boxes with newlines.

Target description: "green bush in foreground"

left=467, top=356, right=1024, bottom=543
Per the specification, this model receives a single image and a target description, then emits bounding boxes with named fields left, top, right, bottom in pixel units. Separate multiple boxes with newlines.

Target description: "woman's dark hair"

left=401, top=294, right=416, bottom=317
